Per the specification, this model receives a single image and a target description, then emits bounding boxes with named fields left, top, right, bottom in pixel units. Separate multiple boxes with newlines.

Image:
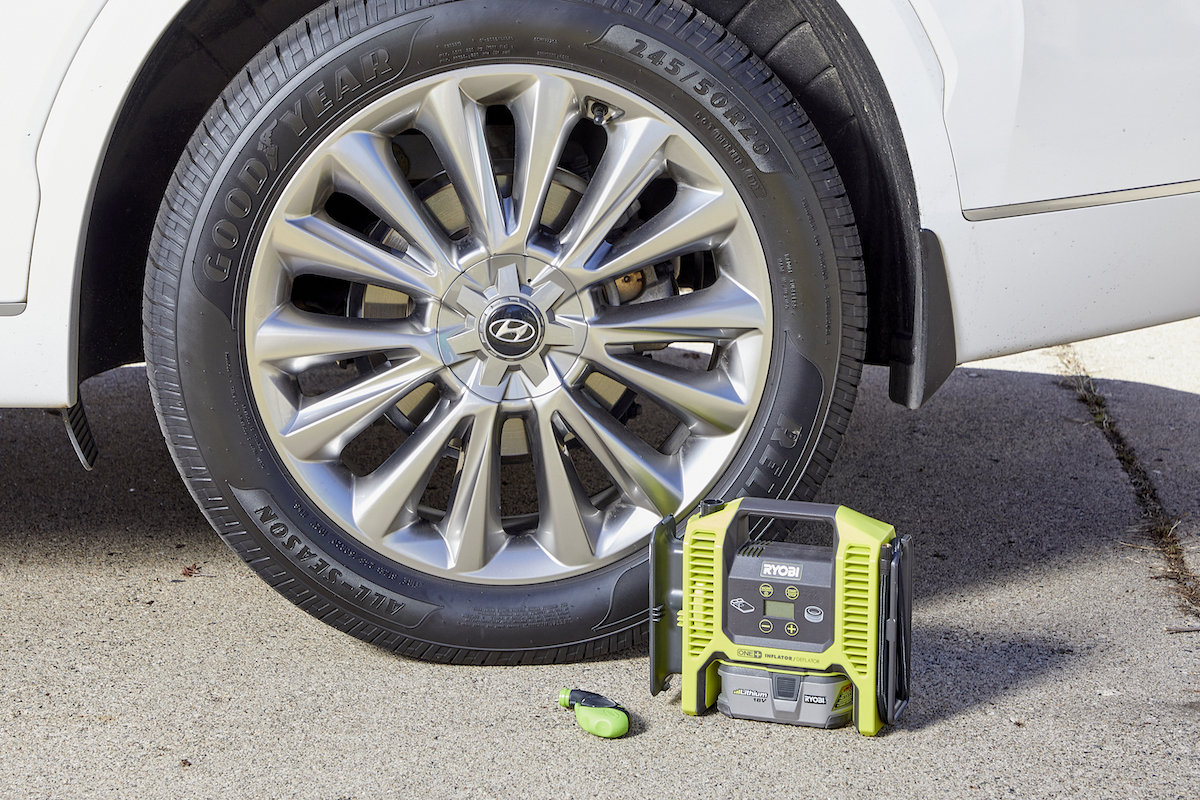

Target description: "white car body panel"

left=0, top=0, right=190, bottom=406
left=0, top=0, right=107, bottom=305
left=1, top=0, right=1199, bottom=405
left=843, top=0, right=1200, bottom=361
left=940, top=191, right=1200, bottom=361
left=924, top=0, right=1200, bottom=211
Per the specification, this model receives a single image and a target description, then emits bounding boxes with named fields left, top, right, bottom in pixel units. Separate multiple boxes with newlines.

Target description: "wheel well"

left=80, top=0, right=922, bottom=388
left=78, top=0, right=327, bottom=380
left=692, top=0, right=922, bottom=375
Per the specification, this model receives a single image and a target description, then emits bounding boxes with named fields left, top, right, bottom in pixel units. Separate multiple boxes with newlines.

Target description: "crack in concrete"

left=1053, top=345, right=1200, bottom=619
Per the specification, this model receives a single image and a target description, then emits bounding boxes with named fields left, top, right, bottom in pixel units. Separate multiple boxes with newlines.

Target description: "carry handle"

left=701, top=497, right=841, bottom=550
left=703, top=497, right=841, bottom=524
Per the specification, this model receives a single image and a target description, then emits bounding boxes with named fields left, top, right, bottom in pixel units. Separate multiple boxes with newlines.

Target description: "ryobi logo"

left=759, top=561, right=802, bottom=580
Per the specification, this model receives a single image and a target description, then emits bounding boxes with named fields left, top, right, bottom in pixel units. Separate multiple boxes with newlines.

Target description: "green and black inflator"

left=650, top=497, right=912, bottom=736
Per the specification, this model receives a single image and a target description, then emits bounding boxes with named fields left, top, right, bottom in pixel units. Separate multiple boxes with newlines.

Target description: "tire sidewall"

left=167, top=0, right=844, bottom=654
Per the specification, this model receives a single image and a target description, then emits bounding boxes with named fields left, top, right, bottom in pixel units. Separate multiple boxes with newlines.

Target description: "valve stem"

left=585, top=97, right=623, bottom=126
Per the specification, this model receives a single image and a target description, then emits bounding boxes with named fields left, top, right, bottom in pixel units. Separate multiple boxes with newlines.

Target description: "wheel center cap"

left=482, top=298, right=544, bottom=360
left=436, top=254, right=587, bottom=401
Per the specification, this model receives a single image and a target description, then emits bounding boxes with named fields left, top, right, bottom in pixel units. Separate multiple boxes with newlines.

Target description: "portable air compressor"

left=649, top=497, right=912, bottom=736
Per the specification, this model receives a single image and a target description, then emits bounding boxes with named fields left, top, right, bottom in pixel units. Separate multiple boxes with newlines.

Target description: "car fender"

left=16, top=0, right=1200, bottom=406
left=0, top=0, right=190, bottom=407
left=0, top=0, right=108, bottom=309
left=6, top=0, right=961, bottom=408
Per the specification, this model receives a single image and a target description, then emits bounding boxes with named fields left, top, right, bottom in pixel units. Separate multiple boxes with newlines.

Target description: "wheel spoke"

left=517, top=354, right=550, bottom=386
left=280, top=351, right=443, bottom=462
left=554, top=389, right=683, bottom=515
left=508, top=75, right=581, bottom=250
left=587, top=278, right=767, bottom=349
left=438, top=403, right=504, bottom=573
left=351, top=395, right=480, bottom=541
left=554, top=117, right=672, bottom=270
left=480, top=355, right=511, bottom=387
left=270, top=214, right=447, bottom=300
left=585, top=350, right=749, bottom=435
left=529, top=402, right=602, bottom=567
left=325, top=131, right=457, bottom=275
left=416, top=80, right=506, bottom=253
left=254, top=305, right=432, bottom=374
left=570, top=186, right=738, bottom=289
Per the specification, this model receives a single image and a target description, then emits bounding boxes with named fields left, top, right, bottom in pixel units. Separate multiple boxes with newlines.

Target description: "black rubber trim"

left=888, top=229, right=957, bottom=409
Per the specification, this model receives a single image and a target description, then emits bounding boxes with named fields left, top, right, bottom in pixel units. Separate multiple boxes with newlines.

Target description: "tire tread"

left=143, top=0, right=864, bottom=665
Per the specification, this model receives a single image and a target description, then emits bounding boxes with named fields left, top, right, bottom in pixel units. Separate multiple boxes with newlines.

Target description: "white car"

left=4, top=0, right=1198, bottom=662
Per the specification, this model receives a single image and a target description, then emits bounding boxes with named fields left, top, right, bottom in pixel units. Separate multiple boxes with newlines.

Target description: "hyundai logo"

left=483, top=302, right=543, bottom=359
left=488, top=318, right=537, bottom=344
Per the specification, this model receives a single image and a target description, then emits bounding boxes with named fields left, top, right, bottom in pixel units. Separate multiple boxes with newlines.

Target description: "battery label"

left=760, top=561, right=803, bottom=580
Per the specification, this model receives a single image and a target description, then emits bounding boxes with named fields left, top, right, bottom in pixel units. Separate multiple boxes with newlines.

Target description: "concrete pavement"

left=0, top=321, right=1197, bottom=799
left=1070, top=321, right=1200, bottom=581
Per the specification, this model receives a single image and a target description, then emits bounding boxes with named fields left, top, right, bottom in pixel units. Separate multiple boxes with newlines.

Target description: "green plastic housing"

left=650, top=497, right=908, bottom=737
left=558, top=688, right=630, bottom=739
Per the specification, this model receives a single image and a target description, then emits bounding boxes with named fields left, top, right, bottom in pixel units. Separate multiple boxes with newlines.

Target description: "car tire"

left=143, top=0, right=865, bottom=663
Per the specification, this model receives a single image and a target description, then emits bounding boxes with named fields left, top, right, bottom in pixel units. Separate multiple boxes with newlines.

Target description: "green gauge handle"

left=558, top=688, right=629, bottom=738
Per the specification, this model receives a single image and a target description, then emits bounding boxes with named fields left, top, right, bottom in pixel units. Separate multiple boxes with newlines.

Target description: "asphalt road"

left=1, top=321, right=1198, bottom=799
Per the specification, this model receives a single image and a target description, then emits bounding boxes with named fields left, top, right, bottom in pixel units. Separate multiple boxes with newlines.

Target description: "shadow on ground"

left=0, top=361, right=1190, bottom=725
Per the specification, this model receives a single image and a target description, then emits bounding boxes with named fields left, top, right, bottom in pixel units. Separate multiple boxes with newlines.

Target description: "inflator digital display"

left=763, top=600, right=794, bottom=619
